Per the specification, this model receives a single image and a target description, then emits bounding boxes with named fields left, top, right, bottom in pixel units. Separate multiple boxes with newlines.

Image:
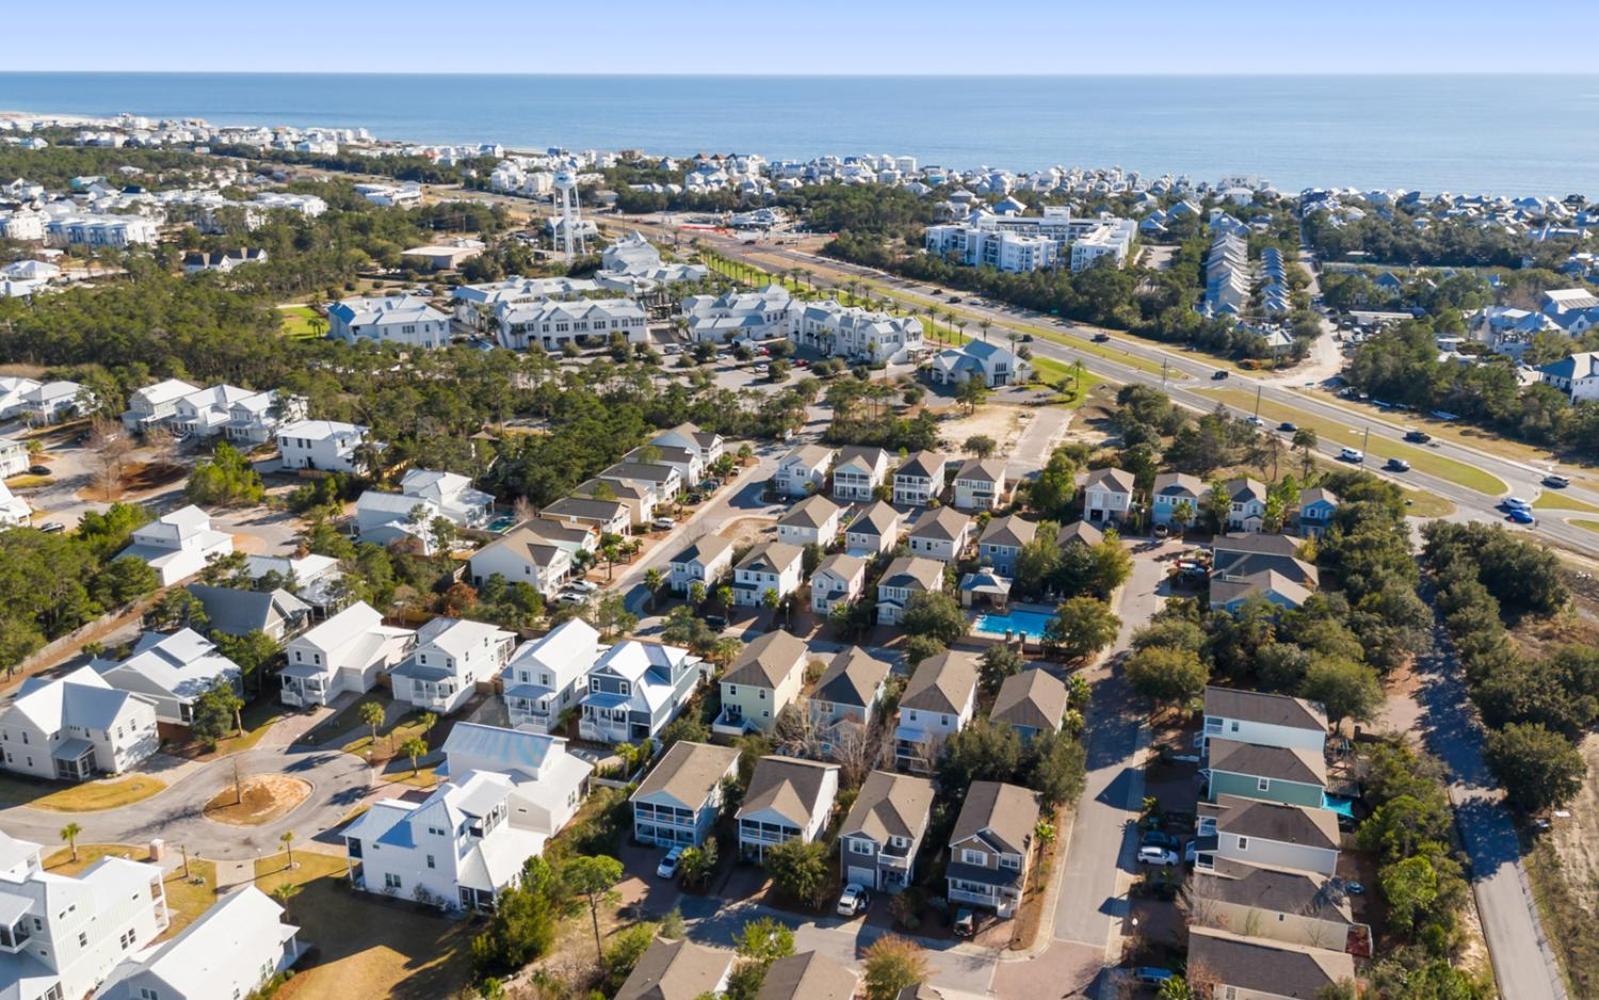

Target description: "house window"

left=1229, top=721, right=1239, bottom=733
left=385, top=873, right=403, bottom=890
left=961, top=849, right=986, bottom=866
left=851, top=839, right=873, bottom=855
left=1236, top=837, right=1249, bottom=852
left=426, top=854, right=436, bottom=869
left=1257, top=777, right=1271, bottom=792
left=1000, top=854, right=1020, bottom=870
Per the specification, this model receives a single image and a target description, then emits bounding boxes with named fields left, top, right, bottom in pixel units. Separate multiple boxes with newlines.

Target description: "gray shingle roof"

left=950, top=780, right=1038, bottom=856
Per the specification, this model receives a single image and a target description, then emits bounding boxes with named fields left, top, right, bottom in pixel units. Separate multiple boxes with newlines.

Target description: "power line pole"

left=1254, top=384, right=1263, bottom=419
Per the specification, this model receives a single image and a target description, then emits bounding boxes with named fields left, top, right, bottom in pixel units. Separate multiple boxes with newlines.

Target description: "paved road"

left=667, top=226, right=1599, bottom=561
left=0, top=711, right=381, bottom=861
left=1411, top=625, right=1567, bottom=1000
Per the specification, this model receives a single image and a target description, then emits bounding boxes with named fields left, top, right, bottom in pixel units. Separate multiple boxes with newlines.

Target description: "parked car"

left=1212, top=370, right=1230, bottom=380
left=1385, top=458, right=1410, bottom=472
left=1020, top=334, right=1033, bottom=342
left=1140, top=830, right=1179, bottom=850
left=657, top=846, right=684, bottom=879
left=1138, top=846, right=1180, bottom=867
left=567, top=579, right=600, bottom=594
left=662, top=344, right=681, bottom=355
left=556, top=591, right=587, bottom=606
left=1403, top=430, right=1431, bottom=443
left=1508, top=508, right=1537, bottom=525
left=651, top=516, right=675, bottom=531
left=1339, top=447, right=1365, bottom=463
left=704, top=614, right=728, bottom=630
left=39, top=522, right=65, bottom=534
left=1184, top=840, right=1198, bottom=865
left=26, top=465, right=49, bottom=476
left=1135, top=967, right=1176, bottom=987
left=1544, top=474, right=1571, bottom=488
left=953, top=908, right=977, bottom=938
left=837, top=883, right=870, bottom=917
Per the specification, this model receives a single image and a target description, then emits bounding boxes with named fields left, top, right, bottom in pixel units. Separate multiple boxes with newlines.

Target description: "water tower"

left=553, top=169, right=585, bottom=257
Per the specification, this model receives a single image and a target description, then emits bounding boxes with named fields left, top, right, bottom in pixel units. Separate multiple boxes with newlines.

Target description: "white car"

left=652, top=516, right=676, bottom=531
left=567, top=579, right=600, bottom=594
left=656, top=846, right=685, bottom=879
left=1338, top=447, right=1365, bottom=463
left=836, top=883, right=871, bottom=917
left=1138, top=845, right=1180, bottom=867
left=1502, top=496, right=1532, bottom=511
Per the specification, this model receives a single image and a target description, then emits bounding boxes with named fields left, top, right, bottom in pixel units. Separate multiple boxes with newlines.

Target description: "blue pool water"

left=973, top=609, right=1054, bottom=641
left=485, top=513, right=518, bottom=534
left=1322, top=793, right=1357, bottom=818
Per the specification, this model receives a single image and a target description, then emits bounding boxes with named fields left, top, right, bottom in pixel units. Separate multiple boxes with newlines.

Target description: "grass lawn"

left=1401, top=490, right=1455, bottom=518
left=379, top=763, right=440, bottom=789
left=0, top=773, right=165, bottom=811
left=1572, top=520, right=1599, bottom=535
left=1535, top=493, right=1599, bottom=514
left=4, top=474, right=52, bottom=489
left=338, top=701, right=437, bottom=765
left=277, top=305, right=325, bottom=339
left=1201, top=387, right=1508, bottom=496
left=256, top=852, right=475, bottom=1000
left=1031, top=356, right=1103, bottom=408
left=45, top=844, right=218, bottom=938
left=171, top=696, right=285, bottom=760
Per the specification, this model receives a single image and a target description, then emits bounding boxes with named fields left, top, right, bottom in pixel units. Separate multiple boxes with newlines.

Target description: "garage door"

left=847, top=866, right=876, bottom=889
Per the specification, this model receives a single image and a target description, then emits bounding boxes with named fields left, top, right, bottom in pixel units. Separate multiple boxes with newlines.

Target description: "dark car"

left=1140, top=830, right=1179, bottom=850
left=1092, top=332, right=1111, bottom=343
left=1544, top=474, right=1571, bottom=489
left=948, top=297, right=963, bottom=304
left=1278, top=422, right=1297, bottom=433
left=1020, top=334, right=1033, bottom=342
left=704, top=614, right=728, bottom=630
left=1403, top=430, right=1431, bottom=443
left=27, top=465, right=49, bottom=476
left=1212, top=370, right=1230, bottom=380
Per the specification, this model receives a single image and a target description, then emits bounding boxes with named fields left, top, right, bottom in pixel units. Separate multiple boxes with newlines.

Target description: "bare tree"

left=512, top=495, right=535, bottom=525
left=143, top=423, right=179, bottom=469
left=88, top=418, right=132, bottom=501
left=773, top=704, right=820, bottom=759
left=827, top=722, right=879, bottom=788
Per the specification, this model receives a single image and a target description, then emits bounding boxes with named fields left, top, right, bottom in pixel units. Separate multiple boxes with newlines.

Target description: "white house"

left=876, top=555, right=946, bottom=626
left=789, top=301, right=924, bottom=364
left=1202, top=687, right=1328, bottom=753
left=115, top=505, right=234, bottom=586
left=839, top=770, right=935, bottom=893
left=1536, top=351, right=1599, bottom=402
left=893, top=451, right=948, bottom=506
left=342, top=770, right=542, bottom=911
left=328, top=294, right=451, bottom=349
left=92, top=629, right=242, bottom=727
left=631, top=740, right=741, bottom=848
left=775, top=494, right=843, bottom=548
left=1083, top=467, right=1136, bottom=525
left=810, top=553, right=867, bottom=616
left=501, top=618, right=602, bottom=732
left=844, top=501, right=902, bottom=557
left=171, top=385, right=269, bottom=440
left=280, top=601, right=415, bottom=707
left=357, top=469, right=492, bottom=554
left=398, top=468, right=493, bottom=526
left=0, top=377, right=42, bottom=421
left=21, top=380, right=91, bottom=423
left=775, top=445, right=835, bottom=497
left=221, top=389, right=307, bottom=445
left=736, top=755, right=840, bottom=862
left=0, top=438, right=27, bottom=479
left=468, top=521, right=579, bottom=598
left=0, top=667, right=159, bottom=781
left=497, top=298, right=649, bottom=351
left=1223, top=476, right=1269, bottom=533
left=681, top=285, right=793, bottom=342
left=666, top=534, right=736, bottom=595
left=952, top=458, right=1008, bottom=511
left=120, top=377, right=200, bottom=434
left=831, top=446, right=891, bottom=502
left=907, top=506, right=973, bottom=562
left=0, top=482, right=30, bottom=528
left=578, top=640, right=703, bottom=744
left=277, top=419, right=369, bottom=473
left=928, top=340, right=1031, bottom=388
left=895, top=651, right=979, bottom=774
left=391, top=617, right=515, bottom=715
left=650, top=422, right=725, bottom=468
left=94, top=886, right=302, bottom=1000
left=439, top=723, right=593, bottom=848
left=0, top=844, right=170, bottom=1000
left=732, top=541, right=805, bottom=608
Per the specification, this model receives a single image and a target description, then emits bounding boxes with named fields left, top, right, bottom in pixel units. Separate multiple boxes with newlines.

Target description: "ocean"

left=0, top=73, right=1595, bottom=197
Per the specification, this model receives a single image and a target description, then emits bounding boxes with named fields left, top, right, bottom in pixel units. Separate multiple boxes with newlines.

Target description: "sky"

left=2, top=1, right=1582, bottom=75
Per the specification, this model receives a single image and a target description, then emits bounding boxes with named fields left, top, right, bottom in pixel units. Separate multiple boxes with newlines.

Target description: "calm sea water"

left=1, top=73, right=1595, bottom=196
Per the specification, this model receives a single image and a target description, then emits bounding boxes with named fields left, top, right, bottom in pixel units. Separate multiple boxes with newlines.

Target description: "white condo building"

left=328, top=294, right=451, bottom=349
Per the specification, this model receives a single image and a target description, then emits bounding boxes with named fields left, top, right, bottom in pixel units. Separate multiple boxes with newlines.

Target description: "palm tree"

left=418, top=711, right=438, bottom=737
left=402, top=736, right=430, bottom=776
left=358, top=700, right=385, bottom=753
left=979, top=318, right=992, bottom=343
left=644, top=568, right=664, bottom=611
left=270, top=881, right=303, bottom=920
left=279, top=830, right=295, bottom=869
left=60, top=823, right=82, bottom=863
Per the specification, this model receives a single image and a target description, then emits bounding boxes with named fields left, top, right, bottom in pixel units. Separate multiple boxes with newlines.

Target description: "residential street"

left=1409, top=627, right=1567, bottom=1000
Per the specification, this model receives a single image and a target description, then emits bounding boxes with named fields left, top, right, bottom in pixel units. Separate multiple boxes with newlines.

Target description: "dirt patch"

left=203, top=774, right=311, bottom=826
left=718, top=516, right=776, bottom=548
left=1511, top=599, right=1599, bottom=661
left=121, top=460, right=187, bottom=492
left=939, top=403, right=1029, bottom=455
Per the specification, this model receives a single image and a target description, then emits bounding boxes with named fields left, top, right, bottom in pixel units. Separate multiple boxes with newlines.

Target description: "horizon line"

left=1, top=69, right=1597, bottom=79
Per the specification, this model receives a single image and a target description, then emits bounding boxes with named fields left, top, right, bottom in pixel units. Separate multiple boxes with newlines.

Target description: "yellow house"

left=714, top=629, right=810, bottom=736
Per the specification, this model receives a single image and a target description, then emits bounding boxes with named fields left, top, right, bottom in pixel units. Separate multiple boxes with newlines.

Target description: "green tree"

left=1126, top=645, right=1209, bottom=707
left=602, top=922, right=658, bottom=993
left=901, top=591, right=966, bottom=646
left=938, top=718, right=1023, bottom=798
left=1043, top=597, right=1120, bottom=660
left=978, top=644, right=1025, bottom=694
left=956, top=378, right=990, bottom=415
left=562, top=854, right=625, bottom=960
left=470, top=857, right=558, bottom=976
left=1029, top=449, right=1079, bottom=521
left=358, top=699, right=385, bottom=751
left=1484, top=722, right=1586, bottom=813
left=964, top=433, right=996, bottom=457
left=191, top=679, right=245, bottom=747
left=735, top=915, right=795, bottom=963
left=212, top=630, right=280, bottom=696
left=60, top=822, right=82, bottom=863
left=401, top=735, right=429, bottom=775
left=764, top=838, right=830, bottom=909
left=1299, top=657, right=1382, bottom=730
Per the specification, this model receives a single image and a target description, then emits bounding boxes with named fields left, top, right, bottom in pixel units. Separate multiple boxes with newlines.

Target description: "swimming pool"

left=1322, top=792, right=1357, bottom=818
left=485, top=513, right=519, bottom=534
left=973, top=608, right=1054, bottom=641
